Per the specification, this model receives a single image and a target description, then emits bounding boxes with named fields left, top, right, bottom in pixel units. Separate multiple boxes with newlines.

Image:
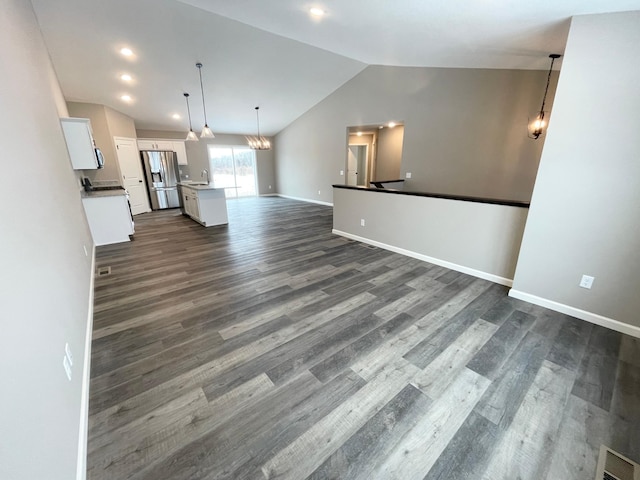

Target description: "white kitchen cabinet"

left=61, top=117, right=100, bottom=170
left=81, top=192, right=134, bottom=246
left=181, top=185, right=227, bottom=227
left=137, top=138, right=189, bottom=165
left=172, top=141, right=188, bottom=165
left=137, top=139, right=174, bottom=150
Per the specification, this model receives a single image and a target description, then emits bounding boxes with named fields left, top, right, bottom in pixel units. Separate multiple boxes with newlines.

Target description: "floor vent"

left=96, top=266, right=112, bottom=277
left=596, top=445, right=640, bottom=480
left=362, top=244, right=377, bottom=250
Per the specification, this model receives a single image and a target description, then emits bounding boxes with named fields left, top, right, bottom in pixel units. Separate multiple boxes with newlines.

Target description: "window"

left=207, top=146, right=257, bottom=198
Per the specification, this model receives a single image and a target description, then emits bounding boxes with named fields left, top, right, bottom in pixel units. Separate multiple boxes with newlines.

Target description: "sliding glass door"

left=208, top=146, right=257, bottom=198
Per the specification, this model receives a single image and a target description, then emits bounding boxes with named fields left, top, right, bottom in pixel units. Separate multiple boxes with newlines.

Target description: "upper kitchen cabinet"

left=60, top=117, right=103, bottom=170
left=137, top=138, right=188, bottom=165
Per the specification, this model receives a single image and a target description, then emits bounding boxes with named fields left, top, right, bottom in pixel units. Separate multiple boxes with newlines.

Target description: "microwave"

left=94, top=147, right=105, bottom=169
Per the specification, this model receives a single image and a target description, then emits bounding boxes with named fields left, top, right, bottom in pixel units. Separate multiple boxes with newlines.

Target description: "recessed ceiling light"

left=379, top=125, right=384, bottom=129
left=310, top=7, right=325, bottom=17
left=388, top=122, right=396, bottom=128
left=172, top=113, right=181, bottom=120
left=120, top=47, right=133, bottom=57
left=357, top=132, right=363, bottom=136
left=120, top=74, right=132, bottom=82
left=120, top=94, right=132, bottom=102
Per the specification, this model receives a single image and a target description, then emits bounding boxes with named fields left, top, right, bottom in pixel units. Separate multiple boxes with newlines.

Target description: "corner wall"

left=275, top=65, right=557, bottom=204
left=511, top=11, right=640, bottom=335
left=0, top=1, right=95, bottom=478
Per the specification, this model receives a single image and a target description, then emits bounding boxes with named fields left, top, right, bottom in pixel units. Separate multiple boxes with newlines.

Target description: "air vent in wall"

left=596, top=445, right=640, bottom=480
left=96, top=266, right=111, bottom=277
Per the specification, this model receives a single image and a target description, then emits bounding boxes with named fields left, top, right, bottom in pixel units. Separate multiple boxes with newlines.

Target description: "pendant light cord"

left=184, top=93, right=193, bottom=130
left=255, top=107, right=261, bottom=139
left=540, top=54, right=560, bottom=114
left=197, top=63, right=208, bottom=125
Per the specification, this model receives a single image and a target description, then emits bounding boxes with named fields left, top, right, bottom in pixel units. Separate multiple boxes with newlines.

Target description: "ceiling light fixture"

left=357, top=132, right=363, bottom=136
left=172, top=113, right=181, bottom=120
left=120, top=94, right=132, bottom=102
left=195, top=63, right=215, bottom=139
left=528, top=53, right=561, bottom=140
left=120, top=47, right=133, bottom=57
left=310, top=7, right=325, bottom=17
left=247, top=106, right=271, bottom=150
left=183, top=93, right=199, bottom=142
left=388, top=122, right=396, bottom=128
left=120, top=74, right=132, bottom=82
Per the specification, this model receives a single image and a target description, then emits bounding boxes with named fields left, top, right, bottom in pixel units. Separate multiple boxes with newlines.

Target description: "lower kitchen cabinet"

left=181, top=185, right=228, bottom=227
left=81, top=192, right=134, bottom=245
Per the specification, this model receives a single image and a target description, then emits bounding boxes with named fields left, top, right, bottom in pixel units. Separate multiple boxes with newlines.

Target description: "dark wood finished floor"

left=88, top=197, right=640, bottom=480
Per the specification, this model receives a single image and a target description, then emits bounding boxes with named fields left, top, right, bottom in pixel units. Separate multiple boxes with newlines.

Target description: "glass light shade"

left=186, top=129, right=199, bottom=142
left=528, top=111, right=548, bottom=139
left=200, top=125, right=215, bottom=138
left=247, top=136, right=271, bottom=150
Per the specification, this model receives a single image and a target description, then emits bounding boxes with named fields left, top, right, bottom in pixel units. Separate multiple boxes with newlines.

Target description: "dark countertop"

left=332, top=184, right=530, bottom=208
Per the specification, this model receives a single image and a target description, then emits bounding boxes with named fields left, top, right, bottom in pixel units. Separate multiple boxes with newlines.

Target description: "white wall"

left=0, top=1, right=95, bottom=479
left=511, top=12, right=640, bottom=335
left=333, top=188, right=529, bottom=285
left=275, top=65, right=557, bottom=204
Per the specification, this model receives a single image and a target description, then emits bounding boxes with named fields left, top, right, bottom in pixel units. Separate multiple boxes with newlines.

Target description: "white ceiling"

left=32, top=0, right=640, bottom=135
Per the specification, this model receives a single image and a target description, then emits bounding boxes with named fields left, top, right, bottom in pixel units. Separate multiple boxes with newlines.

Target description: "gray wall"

left=0, top=1, right=94, bottom=478
left=275, top=65, right=557, bottom=204
left=375, top=125, right=404, bottom=181
left=67, top=102, right=137, bottom=184
left=136, top=130, right=277, bottom=195
left=333, top=188, right=528, bottom=283
left=512, top=12, right=640, bottom=331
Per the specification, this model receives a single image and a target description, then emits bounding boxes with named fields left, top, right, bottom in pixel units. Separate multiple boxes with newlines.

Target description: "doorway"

left=347, top=144, right=369, bottom=186
left=208, top=146, right=257, bottom=198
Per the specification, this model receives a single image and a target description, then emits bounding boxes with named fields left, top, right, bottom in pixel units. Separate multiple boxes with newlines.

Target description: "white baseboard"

left=277, top=194, right=333, bottom=207
left=509, top=289, right=640, bottom=338
left=332, top=229, right=513, bottom=287
left=259, top=193, right=279, bottom=197
left=77, top=246, right=95, bottom=480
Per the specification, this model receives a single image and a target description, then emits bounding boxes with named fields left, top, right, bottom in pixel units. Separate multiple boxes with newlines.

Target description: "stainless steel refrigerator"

left=141, top=151, right=182, bottom=210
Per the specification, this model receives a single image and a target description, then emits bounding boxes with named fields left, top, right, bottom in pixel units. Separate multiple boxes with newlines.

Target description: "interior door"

left=115, top=137, right=151, bottom=215
left=347, top=146, right=358, bottom=186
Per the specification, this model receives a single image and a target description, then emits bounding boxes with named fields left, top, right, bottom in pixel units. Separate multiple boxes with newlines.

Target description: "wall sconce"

left=528, top=53, right=561, bottom=140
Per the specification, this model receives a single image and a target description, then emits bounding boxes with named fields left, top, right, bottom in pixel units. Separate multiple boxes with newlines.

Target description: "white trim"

left=259, top=193, right=279, bottom=197
left=277, top=194, right=333, bottom=207
left=509, top=289, right=640, bottom=339
left=76, top=246, right=95, bottom=480
left=332, top=229, right=513, bottom=287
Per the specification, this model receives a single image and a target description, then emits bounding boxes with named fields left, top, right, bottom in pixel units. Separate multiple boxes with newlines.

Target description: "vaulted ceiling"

left=32, top=0, right=640, bottom=135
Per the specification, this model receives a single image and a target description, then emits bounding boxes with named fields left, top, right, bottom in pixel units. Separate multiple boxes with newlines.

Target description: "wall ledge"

left=509, top=289, right=640, bottom=338
left=333, top=229, right=514, bottom=287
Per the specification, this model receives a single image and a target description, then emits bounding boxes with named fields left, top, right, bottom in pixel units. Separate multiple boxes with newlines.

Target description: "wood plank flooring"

left=88, top=196, right=640, bottom=480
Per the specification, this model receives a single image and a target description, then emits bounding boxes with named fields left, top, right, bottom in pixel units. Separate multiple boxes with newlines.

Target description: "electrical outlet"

left=579, top=275, right=595, bottom=289
left=405, top=172, right=412, bottom=179
left=269, top=185, right=272, bottom=190
left=360, top=219, right=365, bottom=227
left=318, top=190, right=321, bottom=195
left=340, top=170, right=344, bottom=176
left=63, top=355, right=72, bottom=381
left=65, top=342, right=73, bottom=366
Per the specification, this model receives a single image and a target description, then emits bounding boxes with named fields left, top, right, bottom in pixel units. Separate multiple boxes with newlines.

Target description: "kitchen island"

left=179, top=183, right=228, bottom=227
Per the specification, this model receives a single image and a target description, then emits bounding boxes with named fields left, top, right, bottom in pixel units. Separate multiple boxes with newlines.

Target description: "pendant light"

left=183, top=93, right=198, bottom=142
left=196, top=63, right=215, bottom=139
left=528, top=53, right=562, bottom=140
left=247, top=106, right=271, bottom=150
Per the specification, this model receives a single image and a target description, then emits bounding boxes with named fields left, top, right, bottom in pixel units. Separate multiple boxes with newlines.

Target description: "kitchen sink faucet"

left=201, top=169, right=210, bottom=184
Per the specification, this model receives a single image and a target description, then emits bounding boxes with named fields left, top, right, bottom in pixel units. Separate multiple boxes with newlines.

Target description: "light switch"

left=579, top=275, right=595, bottom=289
left=405, top=172, right=412, bottom=179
